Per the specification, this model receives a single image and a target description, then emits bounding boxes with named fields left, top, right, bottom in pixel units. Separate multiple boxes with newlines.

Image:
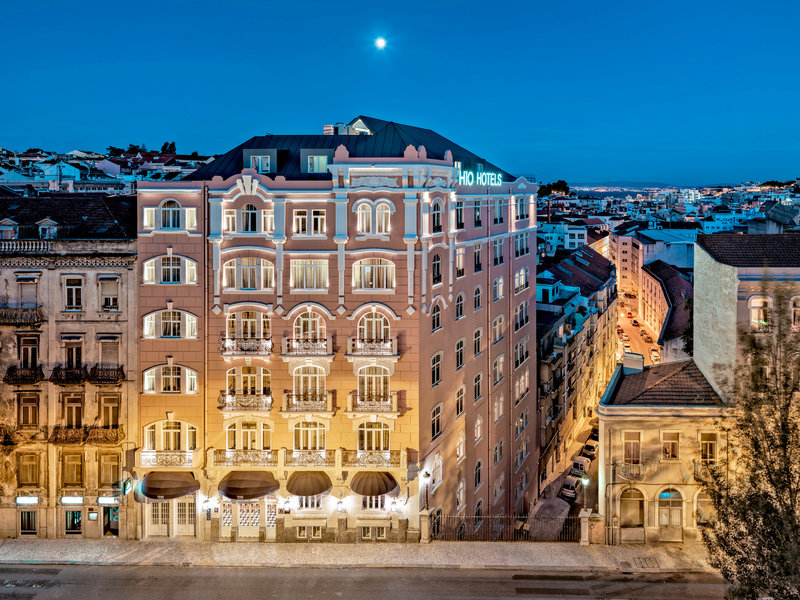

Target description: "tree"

left=699, top=283, right=800, bottom=599
left=106, top=146, right=125, bottom=157
left=537, top=180, right=570, bottom=197
left=680, top=295, right=693, bottom=355
left=126, top=143, right=147, bottom=154
left=160, top=141, right=176, bottom=154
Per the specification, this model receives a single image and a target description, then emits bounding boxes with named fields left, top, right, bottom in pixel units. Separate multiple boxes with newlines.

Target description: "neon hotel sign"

left=455, top=162, right=503, bottom=187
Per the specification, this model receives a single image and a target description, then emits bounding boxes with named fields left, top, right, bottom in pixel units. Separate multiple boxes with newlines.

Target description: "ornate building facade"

left=134, top=116, right=538, bottom=542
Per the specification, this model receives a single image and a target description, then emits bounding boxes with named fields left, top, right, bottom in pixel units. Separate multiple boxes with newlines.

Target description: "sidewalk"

left=0, top=538, right=716, bottom=573
left=531, top=426, right=593, bottom=519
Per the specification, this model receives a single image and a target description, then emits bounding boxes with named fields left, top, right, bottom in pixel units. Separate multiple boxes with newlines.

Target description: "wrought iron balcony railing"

left=219, top=337, right=273, bottom=356
left=615, top=459, right=647, bottom=481
left=281, top=391, right=334, bottom=414
left=88, top=365, right=126, bottom=385
left=345, top=337, right=398, bottom=357
left=49, top=365, right=88, bottom=385
left=284, top=449, right=335, bottom=467
left=280, top=337, right=333, bottom=356
left=4, top=365, right=45, bottom=385
left=137, top=450, right=195, bottom=468
left=217, top=391, right=273, bottom=412
left=346, top=392, right=399, bottom=414
left=213, top=449, right=278, bottom=467
left=341, top=450, right=401, bottom=468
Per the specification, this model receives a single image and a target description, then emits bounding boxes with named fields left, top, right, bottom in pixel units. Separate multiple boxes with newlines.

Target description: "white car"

left=651, top=348, right=661, bottom=364
left=623, top=343, right=632, bottom=353
left=559, top=476, right=583, bottom=501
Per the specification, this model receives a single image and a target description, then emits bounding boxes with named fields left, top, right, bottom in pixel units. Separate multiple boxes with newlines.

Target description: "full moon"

left=374, top=37, right=387, bottom=50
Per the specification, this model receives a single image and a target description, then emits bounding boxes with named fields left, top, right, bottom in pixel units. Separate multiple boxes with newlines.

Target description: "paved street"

left=617, top=296, right=660, bottom=366
left=0, top=564, right=726, bottom=600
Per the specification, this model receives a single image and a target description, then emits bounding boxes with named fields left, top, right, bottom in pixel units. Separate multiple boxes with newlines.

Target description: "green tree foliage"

left=700, top=284, right=800, bottom=599
left=160, top=141, right=176, bottom=154
left=537, top=179, right=570, bottom=197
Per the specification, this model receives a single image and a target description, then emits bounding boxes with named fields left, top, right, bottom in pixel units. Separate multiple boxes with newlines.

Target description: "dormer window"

left=37, top=219, right=58, bottom=239
left=251, top=155, right=270, bottom=173
left=307, top=155, right=328, bottom=173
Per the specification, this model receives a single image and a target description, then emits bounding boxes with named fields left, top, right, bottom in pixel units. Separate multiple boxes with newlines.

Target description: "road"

left=0, top=564, right=726, bottom=600
left=616, top=296, right=660, bottom=366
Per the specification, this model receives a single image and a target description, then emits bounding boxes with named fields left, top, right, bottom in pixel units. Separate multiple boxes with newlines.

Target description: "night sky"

left=2, top=0, right=798, bottom=185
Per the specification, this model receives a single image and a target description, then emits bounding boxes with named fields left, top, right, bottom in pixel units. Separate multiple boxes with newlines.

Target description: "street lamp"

left=421, top=470, right=431, bottom=509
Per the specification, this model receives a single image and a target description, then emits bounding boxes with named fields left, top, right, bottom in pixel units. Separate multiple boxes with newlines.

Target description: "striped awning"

left=219, top=471, right=279, bottom=500
left=349, top=471, right=398, bottom=497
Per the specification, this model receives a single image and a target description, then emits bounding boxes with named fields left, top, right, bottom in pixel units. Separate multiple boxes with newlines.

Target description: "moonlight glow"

left=375, top=37, right=387, bottom=50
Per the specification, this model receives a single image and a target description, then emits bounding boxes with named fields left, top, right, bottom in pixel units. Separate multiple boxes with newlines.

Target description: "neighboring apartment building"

left=694, top=233, right=800, bottom=402
left=597, top=356, right=724, bottom=544
left=0, top=195, right=137, bottom=539
left=640, top=260, right=692, bottom=362
left=134, top=116, right=538, bottom=543
left=536, top=246, right=617, bottom=486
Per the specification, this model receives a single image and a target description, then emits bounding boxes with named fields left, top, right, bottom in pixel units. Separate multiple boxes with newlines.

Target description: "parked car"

left=570, top=456, right=591, bottom=478
left=644, top=335, right=653, bottom=343
left=631, top=319, right=640, bottom=327
left=626, top=312, right=633, bottom=319
left=623, top=343, right=632, bottom=353
left=581, top=440, right=599, bottom=460
left=589, top=427, right=599, bottom=442
left=622, top=334, right=630, bottom=342
left=616, top=326, right=624, bottom=334
left=651, top=348, right=661, bottom=363
left=639, top=329, right=647, bottom=337
left=559, top=476, right=583, bottom=501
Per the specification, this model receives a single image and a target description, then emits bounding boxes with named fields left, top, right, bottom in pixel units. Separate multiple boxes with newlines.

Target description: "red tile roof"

left=605, top=359, right=722, bottom=406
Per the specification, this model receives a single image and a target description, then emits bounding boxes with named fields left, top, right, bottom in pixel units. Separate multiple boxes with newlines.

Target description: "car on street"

left=589, top=427, right=599, bottom=442
left=631, top=319, right=639, bottom=327
left=626, top=312, right=633, bottom=318
left=623, top=342, right=632, bottom=353
left=651, top=348, right=661, bottom=363
left=639, top=329, right=647, bottom=337
left=580, top=440, right=599, bottom=460
left=559, top=475, right=582, bottom=501
left=644, top=335, right=653, bottom=343
left=622, top=333, right=630, bottom=341
left=617, top=326, right=624, bottom=334
left=570, top=456, right=591, bottom=478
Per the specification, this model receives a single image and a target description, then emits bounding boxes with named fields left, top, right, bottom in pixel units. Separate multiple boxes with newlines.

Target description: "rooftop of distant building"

left=697, top=232, right=800, bottom=267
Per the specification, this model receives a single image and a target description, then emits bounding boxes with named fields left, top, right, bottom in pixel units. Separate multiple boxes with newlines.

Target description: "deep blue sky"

left=2, top=0, right=798, bottom=185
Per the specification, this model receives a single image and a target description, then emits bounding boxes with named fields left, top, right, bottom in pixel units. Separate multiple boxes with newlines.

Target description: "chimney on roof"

left=323, top=124, right=335, bottom=135
left=622, top=353, right=645, bottom=374
left=324, top=123, right=353, bottom=135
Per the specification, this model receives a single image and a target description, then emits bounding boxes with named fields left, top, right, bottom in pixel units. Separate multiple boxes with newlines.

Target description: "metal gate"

left=436, top=514, right=580, bottom=542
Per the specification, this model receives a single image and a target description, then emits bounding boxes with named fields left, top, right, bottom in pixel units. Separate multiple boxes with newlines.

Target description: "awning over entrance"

left=219, top=471, right=279, bottom=500
left=286, top=471, right=332, bottom=497
left=349, top=471, right=398, bottom=497
left=141, top=471, right=200, bottom=500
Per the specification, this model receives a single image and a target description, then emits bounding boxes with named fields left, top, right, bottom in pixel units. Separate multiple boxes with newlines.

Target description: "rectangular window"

left=750, top=299, right=770, bottom=332
left=65, top=510, right=82, bottom=534
left=19, top=336, right=38, bottom=369
left=62, top=454, right=83, bottom=486
left=100, top=280, right=119, bottom=310
left=100, top=340, right=119, bottom=368
left=20, top=511, right=36, bottom=535
left=224, top=210, right=237, bottom=233
left=513, top=302, right=529, bottom=331
left=474, top=245, right=483, bottom=273
left=700, top=432, right=717, bottom=464
left=161, top=257, right=181, bottom=283
left=143, top=207, right=155, bottom=229
left=18, top=395, right=38, bottom=428
left=65, top=342, right=82, bottom=369
left=99, top=454, right=120, bottom=486
left=293, top=210, right=308, bottom=235
left=65, top=278, right=82, bottom=310
left=162, top=366, right=182, bottom=393
left=362, top=495, right=386, bottom=510
left=64, top=395, right=83, bottom=428
left=18, top=454, right=38, bottom=486
left=100, top=396, right=120, bottom=428
left=474, top=201, right=482, bottom=227
left=455, top=201, right=464, bottom=229
left=493, top=239, right=504, bottom=266
left=514, top=233, right=530, bottom=258
left=291, top=260, right=328, bottom=290
left=455, top=248, right=465, bottom=278
left=311, top=210, right=326, bottom=235
left=298, top=495, right=322, bottom=510
left=262, top=209, right=274, bottom=234
left=514, top=268, right=529, bottom=294
left=251, top=155, right=270, bottom=173
left=662, top=432, right=679, bottom=460
left=493, top=198, right=504, bottom=224
left=623, top=432, right=641, bottom=464
left=515, top=196, right=529, bottom=220
left=184, top=208, right=197, bottom=230
left=307, top=155, right=328, bottom=173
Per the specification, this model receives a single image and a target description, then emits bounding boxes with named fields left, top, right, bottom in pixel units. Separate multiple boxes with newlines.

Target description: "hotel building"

left=134, top=116, right=538, bottom=542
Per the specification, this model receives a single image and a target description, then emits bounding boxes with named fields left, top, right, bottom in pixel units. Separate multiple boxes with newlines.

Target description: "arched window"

left=357, top=365, right=390, bottom=399
left=222, top=259, right=236, bottom=289
left=242, top=204, right=257, bottom=233
left=357, top=204, right=372, bottom=234
left=143, top=255, right=197, bottom=285
left=456, top=387, right=465, bottom=416
left=658, top=488, right=683, bottom=528
left=221, top=258, right=274, bottom=290
left=431, top=452, right=443, bottom=489
left=143, top=420, right=197, bottom=452
left=492, top=277, right=503, bottom=301
left=357, top=310, right=390, bottom=342
left=474, top=460, right=483, bottom=489
left=493, top=356, right=504, bottom=384
left=473, top=329, right=482, bottom=355
left=431, top=202, right=443, bottom=233
left=474, top=415, right=483, bottom=442
left=431, top=507, right=443, bottom=539
left=293, top=421, right=326, bottom=451
left=143, top=365, right=198, bottom=394
left=474, top=286, right=482, bottom=310
left=353, top=258, right=395, bottom=290
left=376, top=203, right=391, bottom=233
left=226, top=366, right=271, bottom=395
left=473, top=372, right=483, bottom=402
left=226, top=421, right=271, bottom=450
left=455, top=339, right=465, bottom=369
left=161, top=200, right=180, bottom=229
left=143, top=310, right=198, bottom=339
left=431, top=254, right=442, bottom=285
left=475, top=499, right=483, bottom=521
left=293, top=365, right=325, bottom=398
left=431, top=353, right=442, bottom=387
left=358, top=422, right=390, bottom=451
left=456, top=479, right=466, bottom=509
left=224, top=312, right=270, bottom=347
left=293, top=310, right=326, bottom=340
left=431, top=403, right=442, bottom=438
left=431, top=304, right=441, bottom=332
left=455, top=293, right=464, bottom=319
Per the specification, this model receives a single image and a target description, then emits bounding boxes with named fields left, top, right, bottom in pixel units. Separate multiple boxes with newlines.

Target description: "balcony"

left=219, top=337, right=272, bottom=357
left=4, top=365, right=45, bottom=385
left=280, top=337, right=333, bottom=357
left=281, top=391, right=335, bottom=415
left=85, top=425, right=125, bottom=445
left=284, top=449, right=335, bottom=467
left=217, top=391, right=273, bottom=413
left=137, top=450, right=197, bottom=468
left=692, top=459, right=718, bottom=482
left=88, top=365, right=126, bottom=385
left=345, top=392, right=399, bottom=416
left=0, top=306, right=44, bottom=326
left=615, top=460, right=647, bottom=481
left=345, top=337, right=398, bottom=358
left=213, top=449, right=278, bottom=467
left=49, top=426, right=86, bottom=444
left=341, top=450, right=402, bottom=469
left=49, top=365, right=88, bottom=385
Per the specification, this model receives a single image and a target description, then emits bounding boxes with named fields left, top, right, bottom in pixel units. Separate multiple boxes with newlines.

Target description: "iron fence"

left=434, top=514, right=580, bottom=542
